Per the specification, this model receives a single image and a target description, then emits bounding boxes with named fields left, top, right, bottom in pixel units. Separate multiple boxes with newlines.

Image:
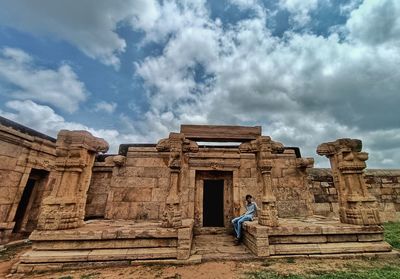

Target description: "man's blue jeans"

left=232, top=214, right=252, bottom=239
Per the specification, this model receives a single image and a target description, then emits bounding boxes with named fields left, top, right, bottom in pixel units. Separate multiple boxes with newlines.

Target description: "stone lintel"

left=180, top=124, right=261, bottom=142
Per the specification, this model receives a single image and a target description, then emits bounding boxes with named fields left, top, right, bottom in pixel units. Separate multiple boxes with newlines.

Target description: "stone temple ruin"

left=0, top=116, right=399, bottom=272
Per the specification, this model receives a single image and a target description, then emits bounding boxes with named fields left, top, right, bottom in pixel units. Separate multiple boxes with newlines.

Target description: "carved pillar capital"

left=317, top=138, right=380, bottom=225
left=37, top=130, right=109, bottom=230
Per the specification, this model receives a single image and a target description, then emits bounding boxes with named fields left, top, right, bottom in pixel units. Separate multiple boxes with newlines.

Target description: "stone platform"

left=192, top=233, right=256, bottom=261
left=244, top=216, right=392, bottom=257
left=16, top=219, right=194, bottom=273
left=15, top=216, right=398, bottom=273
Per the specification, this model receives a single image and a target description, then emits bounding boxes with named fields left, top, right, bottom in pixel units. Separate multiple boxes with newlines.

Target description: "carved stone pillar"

left=157, top=133, right=198, bottom=228
left=258, top=159, right=279, bottom=227
left=240, top=136, right=283, bottom=227
left=257, top=137, right=282, bottom=227
left=317, top=138, right=381, bottom=225
left=163, top=169, right=182, bottom=228
left=37, top=130, right=108, bottom=230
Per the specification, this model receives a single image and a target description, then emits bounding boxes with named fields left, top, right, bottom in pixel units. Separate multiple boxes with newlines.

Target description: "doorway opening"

left=203, top=179, right=224, bottom=227
left=13, top=169, right=49, bottom=234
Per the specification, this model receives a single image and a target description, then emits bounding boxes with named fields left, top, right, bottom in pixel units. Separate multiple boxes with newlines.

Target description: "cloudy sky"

left=0, top=0, right=399, bottom=168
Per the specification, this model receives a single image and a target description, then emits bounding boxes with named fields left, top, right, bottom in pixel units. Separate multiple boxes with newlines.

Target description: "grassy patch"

left=246, top=265, right=400, bottom=279
left=383, top=221, right=400, bottom=249
left=0, top=241, right=31, bottom=261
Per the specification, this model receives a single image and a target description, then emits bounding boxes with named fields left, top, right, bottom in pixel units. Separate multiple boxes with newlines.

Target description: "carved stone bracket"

left=317, top=138, right=381, bottom=225
left=157, top=133, right=198, bottom=228
left=37, top=130, right=108, bottom=230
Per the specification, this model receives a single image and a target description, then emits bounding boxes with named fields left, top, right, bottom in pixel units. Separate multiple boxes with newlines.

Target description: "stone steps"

left=20, top=247, right=177, bottom=263
left=192, top=234, right=255, bottom=260
left=269, top=241, right=392, bottom=255
left=32, top=238, right=177, bottom=250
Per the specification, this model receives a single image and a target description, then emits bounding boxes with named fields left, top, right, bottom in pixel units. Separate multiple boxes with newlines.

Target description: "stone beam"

left=180, top=125, right=261, bottom=142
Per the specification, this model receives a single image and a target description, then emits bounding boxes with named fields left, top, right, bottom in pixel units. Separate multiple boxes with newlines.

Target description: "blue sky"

left=0, top=0, right=399, bottom=168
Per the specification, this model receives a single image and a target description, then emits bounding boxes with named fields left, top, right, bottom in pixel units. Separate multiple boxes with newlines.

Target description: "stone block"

left=125, top=247, right=177, bottom=260
left=143, top=167, right=170, bottom=178
left=151, top=187, right=169, bottom=202
left=269, top=235, right=327, bottom=244
left=239, top=168, right=251, bottom=178
left=121, top=188, right=153, bottom=202
left=313, top=203, right=332, bottom=216
left=88, top=249, right=128, bottom=261
left=357, top=234, right=384, bottom=242
left=240, top=159, right=256, bottom=169
left=157, top=177, right=170, bottom=188
left=328, top=187, right=337, bottom=195
left=327, top=235, right=358, bottom=242
left=121, top=167, right=145, bottom=177
left=126, top=157, right=167, bottom=167
left=21, top=250, right=90, bottom=263
left=0, top=157, right=17, bottom=170
left=0, top=204, right=11, bottom=221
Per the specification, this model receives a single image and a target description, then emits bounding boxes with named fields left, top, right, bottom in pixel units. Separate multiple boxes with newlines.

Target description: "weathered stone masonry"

left=0, top=118, right=398, bottom=272
left=309, top=168, right=400, bottom=222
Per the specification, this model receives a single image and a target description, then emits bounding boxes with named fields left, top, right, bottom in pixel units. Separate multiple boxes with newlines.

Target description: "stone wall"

left=271, top=151, right=314, bottom=218
left=87, top=145, right=315, bottom=224
left=104, top=147, right=170, bottom=221
left=0, top=119, right=56, bottom=242
left=308, top=168, right=400, bottom=221
left=84, top=160, right=113, bottom=219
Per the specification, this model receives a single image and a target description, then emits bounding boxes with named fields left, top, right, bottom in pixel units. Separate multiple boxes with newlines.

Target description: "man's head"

left=245, top=194, right=253, bottom=203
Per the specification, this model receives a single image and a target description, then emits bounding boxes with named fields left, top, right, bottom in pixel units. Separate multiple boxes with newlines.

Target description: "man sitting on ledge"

left=232, top=194, right=258, bottom=244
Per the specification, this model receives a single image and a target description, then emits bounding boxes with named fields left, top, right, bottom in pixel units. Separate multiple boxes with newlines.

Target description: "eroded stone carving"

left=37, top=130, right=108, bottom=230
left=157, top=133, right=198, bottom=227
left=317, top=138, right=381, bottom=225
left=240, top=136, right=284, bottom=227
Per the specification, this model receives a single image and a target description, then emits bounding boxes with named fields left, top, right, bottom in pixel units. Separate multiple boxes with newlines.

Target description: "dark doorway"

left=13, top=178, right=36, bottom=233
left=203, top=179, right=224, bottom=227
left=12, top=169, right=49, bottom=234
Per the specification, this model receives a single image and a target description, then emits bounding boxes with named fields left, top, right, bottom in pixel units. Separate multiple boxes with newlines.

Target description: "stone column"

left=256, top=137, right=282, bottom=227
left=157, top=133, right=198, bottom=228
left=258, top=159, right=279, bottom=227
left=240, top=136, right=283, bottom=227
left=37, top=130, right=108, bottom=230
left=317, top=138, right=381, bottom=225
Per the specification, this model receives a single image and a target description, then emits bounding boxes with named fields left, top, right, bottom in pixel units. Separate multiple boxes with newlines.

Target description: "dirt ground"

left=1, top=246, right=399, bottom=279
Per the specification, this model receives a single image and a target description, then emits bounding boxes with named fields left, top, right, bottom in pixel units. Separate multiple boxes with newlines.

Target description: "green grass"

left=383, top=221, right=400, bottom=249
left=246, top=265, right=400, bottom=279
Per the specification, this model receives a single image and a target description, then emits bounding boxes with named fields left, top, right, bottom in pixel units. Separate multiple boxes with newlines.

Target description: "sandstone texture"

left=0, top=118, right=398, bottom=273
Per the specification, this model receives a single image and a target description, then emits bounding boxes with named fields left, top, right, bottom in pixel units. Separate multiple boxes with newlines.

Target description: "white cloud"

left=279, top=0, right=318, bottom=27
left=346, top=0, right=400, bottom=45
left=1, top=0, right=399, bottom=168
left=0, top=0, right=160, bottom=68
left=94, top=101, right=117, bottom=114
left=340, top=0, right=362, bottom=15
left=132, top=0, right=400, bottom=168
left=0, top=47, right=88, bottom=113
left=0, top=100, right=142, bottom=153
